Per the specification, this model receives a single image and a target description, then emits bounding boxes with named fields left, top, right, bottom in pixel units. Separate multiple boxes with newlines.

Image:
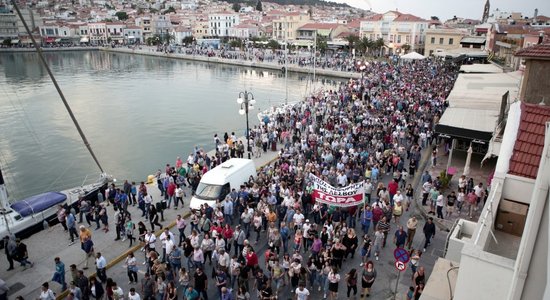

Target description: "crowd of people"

left=16, top=57, right=465, bottom=300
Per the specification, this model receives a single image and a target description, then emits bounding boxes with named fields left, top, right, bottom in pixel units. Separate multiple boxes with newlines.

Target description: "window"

left=449, top=38, right=454, bottom=45
left=431, top=37, right=435, bottom=44
left=439, top=37, right=443, bottom=44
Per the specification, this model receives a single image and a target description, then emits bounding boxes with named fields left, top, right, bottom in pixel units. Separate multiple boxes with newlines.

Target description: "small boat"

left=0, top=171, right=111, bottom=240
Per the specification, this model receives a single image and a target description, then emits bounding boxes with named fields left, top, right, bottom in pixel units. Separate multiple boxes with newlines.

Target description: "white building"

left=228, top=24, right=260, bottom=38
left=208, top=13, right=239, bottom=37
left=359, top=11, right=429, bottom=54
left=88, top=22, right=108, bottom=45
left=106, top=22, right=125, bottom=43
left=425, top=43, right=550, bottom=300
left=171, top=25, right=192, bottom=44
left=123, top=26, right=143, bottom=43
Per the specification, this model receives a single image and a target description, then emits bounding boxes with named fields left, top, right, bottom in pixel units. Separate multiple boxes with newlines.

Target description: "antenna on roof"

left=539, top=97, right=546, bottom=106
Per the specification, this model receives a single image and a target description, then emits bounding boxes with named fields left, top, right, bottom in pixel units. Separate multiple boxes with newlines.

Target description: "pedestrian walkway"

left=415, top=144, right=496, bottom=230
left=0, top=142, right=280, bottom=299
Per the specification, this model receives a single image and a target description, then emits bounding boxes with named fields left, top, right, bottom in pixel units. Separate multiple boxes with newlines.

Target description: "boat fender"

left=43, top=220, right=49, bottom=230
left=147, top=175, right=155, bottom=185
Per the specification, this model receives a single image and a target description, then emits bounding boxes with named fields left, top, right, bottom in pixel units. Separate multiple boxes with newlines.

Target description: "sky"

left=329, top=0, right=550, bottom=22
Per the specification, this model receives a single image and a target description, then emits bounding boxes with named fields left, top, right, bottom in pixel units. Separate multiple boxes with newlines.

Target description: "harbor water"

left=0, top=51, right=341, bottom=200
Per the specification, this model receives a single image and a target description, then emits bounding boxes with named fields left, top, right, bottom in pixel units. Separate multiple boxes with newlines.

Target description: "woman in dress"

left=345, top=268, right=358, bottom=298
left=361, top=261, right=377, bottom=297
left=327, top=266, right=341, bottom=300
left=125, top=252, right=138, bottom=284
left=178, top=267, right=190, bottom=292
left=200, top=233, right=215, bottom=265
left=165, top=281, right=177, bottom=300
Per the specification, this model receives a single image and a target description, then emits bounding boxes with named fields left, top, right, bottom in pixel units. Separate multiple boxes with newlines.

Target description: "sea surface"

left=0, top=51, right=341, bottom=200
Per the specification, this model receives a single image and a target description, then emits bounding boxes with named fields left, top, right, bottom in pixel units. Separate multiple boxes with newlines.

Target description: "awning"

left=80, top=37, right=89, bottom=43
left=11, top=39, right=20, bottom=44
left=435, top=109, right=495, bottom=141
left=21, top=40, right=33, bottom=44
left=45, top=37, right=55, bottom=43
left=54, top=38, right=62, bottom=43
left=127, top=36, right=135, bottom=39
left=0, top=40, right=3, bottom=44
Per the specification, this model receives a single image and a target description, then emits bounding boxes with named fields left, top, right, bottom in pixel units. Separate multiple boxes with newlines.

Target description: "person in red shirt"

left=246, top=247, right=258, bottom=269
left=388, top=179, right=399, bottom=206
left=372, top=204, right=384, bottom=231
left=221, top=224, right=233, bottom=252
left=166, top=181, right=177, bottom=209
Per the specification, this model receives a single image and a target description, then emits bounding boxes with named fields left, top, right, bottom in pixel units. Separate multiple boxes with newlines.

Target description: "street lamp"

left=237, top=91, right=256, bottom=159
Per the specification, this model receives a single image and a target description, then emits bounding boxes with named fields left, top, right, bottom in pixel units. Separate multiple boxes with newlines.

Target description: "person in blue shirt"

left=52, top=257, right=66, bottom=291
left=223, top=196, right=234, bottom=225
left=184, top=286, right=199, bottom=300
left=67, top=212, right=78, bottom=246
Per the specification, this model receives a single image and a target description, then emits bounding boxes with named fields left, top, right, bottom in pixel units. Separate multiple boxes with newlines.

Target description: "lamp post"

left=237, top=91, right=256, bottom=159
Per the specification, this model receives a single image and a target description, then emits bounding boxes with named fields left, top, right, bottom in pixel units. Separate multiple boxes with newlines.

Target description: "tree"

left=163, top=6, right=176, bottom=14
left=229, top=39, right=243, bottom=49
left=255, top=0, right=262, bottom=12
left=373, top=38, right=385, bottom=56
left=115, top=11, right=128, bottom=21
left=343, top=35, right=359, bottom=53
left=267, top=39, right=279, bottom=50
left=232, top=2, right=241, bottom=12
left=137, top=8, right=144, bottom=15
left=182, top=36, right=195, bottom=45
left=316, top=34, right=328, bottom=54
left=357, top=37, right=373, bottom=56
left=401, top=44, right=411, bottom=54
left=430, top=16, right=439, bottom=21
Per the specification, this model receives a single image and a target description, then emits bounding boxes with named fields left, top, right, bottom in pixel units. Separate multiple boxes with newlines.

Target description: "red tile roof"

left=299, top=23, right=340, bottom=30
left=515, top=42, right=550, bottom=59
left=508, top=102, right=550, bottom=179
left=393, top=13, right=427, bottom=22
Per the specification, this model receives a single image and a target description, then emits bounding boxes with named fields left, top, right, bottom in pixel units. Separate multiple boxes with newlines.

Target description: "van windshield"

left=195, top=183, right=222, bottom=200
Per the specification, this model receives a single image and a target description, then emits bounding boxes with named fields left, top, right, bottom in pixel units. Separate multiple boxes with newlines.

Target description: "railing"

left=474, top=181, right=500, bottom=246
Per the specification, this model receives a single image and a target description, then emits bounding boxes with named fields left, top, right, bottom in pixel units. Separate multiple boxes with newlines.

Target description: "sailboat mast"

left=11, top=0, right=105, bottom=173
left=284, top=22, right=288, bottom=105
left=0, top=169, right=12, bottom=235
left=313, top=32, right=316, bottom=84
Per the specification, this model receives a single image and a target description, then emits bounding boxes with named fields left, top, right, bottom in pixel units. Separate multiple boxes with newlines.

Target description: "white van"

left=189, top=158, right=257, bottom=210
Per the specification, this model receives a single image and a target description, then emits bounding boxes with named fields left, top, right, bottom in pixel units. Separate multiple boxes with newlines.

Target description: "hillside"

left=224, top=0, right=351, bottom=8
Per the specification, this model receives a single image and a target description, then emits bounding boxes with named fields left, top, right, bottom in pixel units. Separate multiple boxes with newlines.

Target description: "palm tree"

left=374, top=38, right=385, bottom=56
left=344, top=35, right=359, bottom=54
left=358, top=37, right=373, bottom=57
left=401, top=44, right=411, bottom=54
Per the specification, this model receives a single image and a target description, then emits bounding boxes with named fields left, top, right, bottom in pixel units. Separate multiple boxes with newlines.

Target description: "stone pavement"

left=1, top=141, right=464, bottom=300
left=416, top=144, right=496, bottom=230
left=0, top=140, right=279, bottom=299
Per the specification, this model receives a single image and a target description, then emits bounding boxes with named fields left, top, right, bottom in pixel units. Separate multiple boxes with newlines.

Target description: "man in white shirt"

left=111, top=282, right=123, bottom=300
left=159, top=228, right=175, bottom=263
left=293, top=210, right=305, bottom=231
left=95, top=252, right=107, bottom=283
left=295, top=283, right=310, bottom=300
left=128, top=287, right=141, bottom=300
left=144, top=230, right=157, bottom=253
left=216, top=248, right=231, bottom=269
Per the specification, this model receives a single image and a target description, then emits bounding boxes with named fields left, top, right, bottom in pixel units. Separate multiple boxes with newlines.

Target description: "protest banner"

left=308, top=174, right=365, bottom=207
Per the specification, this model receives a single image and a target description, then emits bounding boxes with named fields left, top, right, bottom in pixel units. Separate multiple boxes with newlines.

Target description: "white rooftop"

left=460, top=63, right=503, bottom=73
left=438, top=71, right=522, bottom=134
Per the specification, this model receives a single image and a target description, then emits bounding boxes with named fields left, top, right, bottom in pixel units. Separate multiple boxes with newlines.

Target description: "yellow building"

left=272, top=12, right=310, bottom=41
left=425, top=27, right=469, bottom=56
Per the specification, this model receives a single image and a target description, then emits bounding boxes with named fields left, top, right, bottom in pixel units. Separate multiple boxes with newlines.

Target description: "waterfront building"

left=359, top=11, right=429, bottom=54
left=171, top=25, right=193, bottom=44
left=208, top=12, right=239, bottom=37
left=152, top=15, right=172, bottom=40
left=272, top=12, right=310, bottom=42
left=0, top=6, right=18, bottom=42
left=424, top=27, right=469, bottom=56
left=228, top=23, right=260, bottom=39
left=106, top=22, right=125, bottom=44
left=192, top=18, right=209, bottom=39
left=123, top=25, right=143, bottom=44
left=88, top=22, right=108, bottom=45
left=425, top=42, right=550, bottom=300
left=135, top=16, right=152, bottom=39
